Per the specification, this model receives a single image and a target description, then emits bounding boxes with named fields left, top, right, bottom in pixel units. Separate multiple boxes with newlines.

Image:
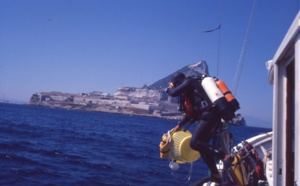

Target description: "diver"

left=166, top=72, right=235, bottom=185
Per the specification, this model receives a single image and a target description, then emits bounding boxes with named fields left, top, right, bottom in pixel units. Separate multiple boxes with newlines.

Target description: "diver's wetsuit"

left=167, top=77, right=226, bottom=175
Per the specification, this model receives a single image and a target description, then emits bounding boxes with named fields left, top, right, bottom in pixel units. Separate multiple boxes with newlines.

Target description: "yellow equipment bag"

left=168, top=130, right=200, bottom=164
left=228, top=154, right=248, bottom=186
left=159, top=130, right=200, bottom=163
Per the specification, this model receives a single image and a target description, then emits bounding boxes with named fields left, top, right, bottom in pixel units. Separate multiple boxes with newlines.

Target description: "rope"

left=233, top=0, right=259, bottom=96
left=171, top=162, right=194, bottom=184
left=167, top=130, right=172, bottom=143
left=216, top=0, right=223, bottom=77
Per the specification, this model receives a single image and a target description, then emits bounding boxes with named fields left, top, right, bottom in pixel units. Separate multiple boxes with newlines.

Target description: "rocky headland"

left=29, top=61, right=246, bottom=126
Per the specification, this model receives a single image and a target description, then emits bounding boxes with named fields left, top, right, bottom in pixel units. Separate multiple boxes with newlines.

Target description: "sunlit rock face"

left=149, top=61, right=209, bottom=89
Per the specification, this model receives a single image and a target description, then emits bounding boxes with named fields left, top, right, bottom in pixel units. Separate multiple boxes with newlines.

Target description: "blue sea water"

left=0, top=103, right=271, bottom=186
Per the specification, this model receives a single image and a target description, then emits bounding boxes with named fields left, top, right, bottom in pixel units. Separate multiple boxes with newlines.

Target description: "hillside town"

left=29, top=61, right=246, bottom=126
left=29, top=87, right=182, bottom=119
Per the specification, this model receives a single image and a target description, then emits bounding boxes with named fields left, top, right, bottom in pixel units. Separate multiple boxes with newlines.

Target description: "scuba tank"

left=201, top=76, right=234, bottom=121
left=215, top=78, right=240, bottom=112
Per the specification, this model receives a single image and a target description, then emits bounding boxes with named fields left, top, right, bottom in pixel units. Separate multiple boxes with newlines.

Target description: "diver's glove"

left=173, top=124, right=182, bottom=132
left=165, top=87, right=169, bottom=93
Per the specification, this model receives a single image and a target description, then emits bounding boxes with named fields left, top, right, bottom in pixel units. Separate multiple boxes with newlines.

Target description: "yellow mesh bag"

left=169, top=130, right=200, bottom=164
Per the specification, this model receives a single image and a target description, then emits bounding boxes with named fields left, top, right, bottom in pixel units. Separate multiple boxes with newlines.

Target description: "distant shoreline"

left=1, top=101, right=249, bottom=127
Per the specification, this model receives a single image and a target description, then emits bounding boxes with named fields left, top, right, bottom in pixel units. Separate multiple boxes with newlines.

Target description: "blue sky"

left=0, top=0, right=298, bottom=127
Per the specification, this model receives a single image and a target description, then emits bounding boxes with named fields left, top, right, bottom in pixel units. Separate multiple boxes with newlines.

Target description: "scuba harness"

left=177, top=75, right=239, bottom=123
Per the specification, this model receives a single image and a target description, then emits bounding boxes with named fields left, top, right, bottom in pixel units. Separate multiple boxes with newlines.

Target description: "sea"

left=0, top=103, right=271, bottom=186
